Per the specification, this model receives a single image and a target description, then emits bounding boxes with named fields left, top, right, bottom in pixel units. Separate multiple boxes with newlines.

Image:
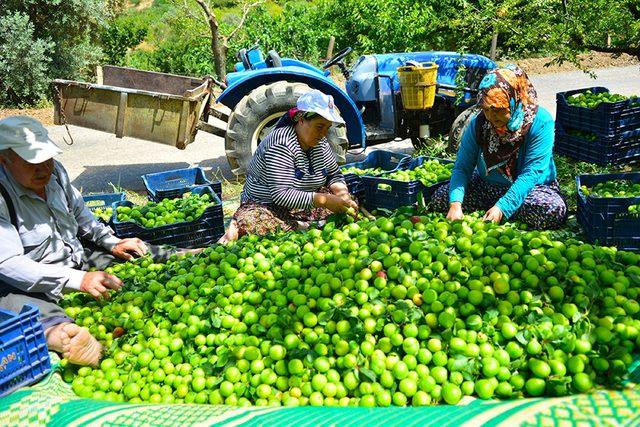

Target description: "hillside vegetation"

left=1, top=0, right=639, bottom=107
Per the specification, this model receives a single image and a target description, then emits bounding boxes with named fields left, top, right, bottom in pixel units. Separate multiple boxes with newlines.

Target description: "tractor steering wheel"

left=323, top=47, right=353, bottom=69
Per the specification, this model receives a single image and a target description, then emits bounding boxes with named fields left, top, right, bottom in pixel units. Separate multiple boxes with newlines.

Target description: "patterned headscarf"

left=476, top=65, right=538, bottom=180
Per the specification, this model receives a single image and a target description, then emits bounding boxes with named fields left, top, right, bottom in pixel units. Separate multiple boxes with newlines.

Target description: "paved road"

left=46, top=65, right=640, bottom=194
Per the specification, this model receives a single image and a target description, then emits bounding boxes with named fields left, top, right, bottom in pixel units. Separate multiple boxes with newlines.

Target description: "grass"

left=413, top=135, right=453, bottom=160
left=106, top=183, right=148, bottom=205
left=210, top=169, right=245, bottom=218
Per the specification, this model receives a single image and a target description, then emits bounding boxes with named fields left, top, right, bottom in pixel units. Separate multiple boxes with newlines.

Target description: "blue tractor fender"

left=217, top=67, right=366, bottom=147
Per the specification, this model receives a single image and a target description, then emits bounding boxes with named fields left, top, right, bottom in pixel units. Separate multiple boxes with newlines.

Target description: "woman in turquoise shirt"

left=432, top=66, right=567, bottom=229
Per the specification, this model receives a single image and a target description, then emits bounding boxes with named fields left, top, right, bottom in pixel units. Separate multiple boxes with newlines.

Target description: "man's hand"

left=111, top=238, right=148, bottom=261
left=80, top=271, right=123, bottom=299
left=447, top=202, right=464, bottom=221
left=483, top=205, right=504, bottom=224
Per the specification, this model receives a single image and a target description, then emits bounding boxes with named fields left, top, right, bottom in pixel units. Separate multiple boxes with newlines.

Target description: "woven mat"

left=0, top=355, right=639, bottom=427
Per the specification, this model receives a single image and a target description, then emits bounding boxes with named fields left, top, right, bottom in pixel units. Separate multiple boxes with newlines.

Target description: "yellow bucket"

left=397, top=62, right=438, bottom=110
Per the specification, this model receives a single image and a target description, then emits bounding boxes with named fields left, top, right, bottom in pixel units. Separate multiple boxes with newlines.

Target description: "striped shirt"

left=241, top=125, right=345, bottom=210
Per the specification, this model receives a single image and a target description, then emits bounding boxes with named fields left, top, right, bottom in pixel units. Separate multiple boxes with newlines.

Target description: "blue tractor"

left=212, top=46, right=497, bottom=175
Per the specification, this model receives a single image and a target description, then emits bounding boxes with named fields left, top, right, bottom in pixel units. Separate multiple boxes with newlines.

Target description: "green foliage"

left=237, top=0, right=444, bottom=66
left=414, top=136, right=452, bottom=160
left=126, top=3, right=221, bottom=77
left=555, top=0, right=640, bottom=63
left=239, top=3, right=327, bottom=64
left=0, top=12, right=54, bottom=106
left=100, top=15, right=148, bottom=66
left=322, top=0, right=437, bottom=53
left=5, top=0, right=636, bottom=105
left=1, top=0, right=108, bottom=106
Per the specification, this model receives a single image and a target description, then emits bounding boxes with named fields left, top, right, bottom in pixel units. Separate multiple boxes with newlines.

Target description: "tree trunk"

left=212, top=36, right=227, bottom=79
left=195, top=0, right=226, bottom=79
left=490, top=31, right=498, bottom=60
left=194, top=0, right=260, bottom=79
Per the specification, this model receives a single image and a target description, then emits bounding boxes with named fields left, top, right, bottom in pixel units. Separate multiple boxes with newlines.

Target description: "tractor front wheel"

left=225, top=81, right=348, bottom=176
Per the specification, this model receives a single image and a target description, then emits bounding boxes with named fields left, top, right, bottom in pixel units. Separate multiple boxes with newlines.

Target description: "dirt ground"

left=0, top=106, right=56, bottom=125
left=1, top=51, right=637, bottom=125
left=506, top=51, right=639, bottom=75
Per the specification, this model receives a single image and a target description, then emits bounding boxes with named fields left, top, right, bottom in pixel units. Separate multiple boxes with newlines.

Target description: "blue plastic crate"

left=361, top=156, right=453, bottom=211
left=576, top=172, right=640, bottom=250
left=142, top=167, right=222, bottom=202
left=0, top=304, right=51, bottom=397
left=556, top=87, right=640, bottom=139
left=341, top=150, right=411, bottom=195
left=554, top=122, right=640, bottom=165
left=612, top=213, right=640, bottom=251
left=84, top=192, right=126, bottom=211
left=83, top=192, right=126, bottom=224
left=112, top=186, right=224, bottom=248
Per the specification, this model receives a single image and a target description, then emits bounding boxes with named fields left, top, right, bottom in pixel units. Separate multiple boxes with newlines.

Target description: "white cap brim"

left=12, top=139, right=62, bottom=164
left=0, top=115, right=62, bottom=163
left=296, top=90, right=346, bottom=125
left=317, top=109, right=345, bottom=125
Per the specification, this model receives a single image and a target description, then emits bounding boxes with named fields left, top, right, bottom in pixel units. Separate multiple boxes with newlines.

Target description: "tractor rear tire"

left=225, top=81, right=348, bottom=176
left=448, top=106, right=480, bottom=153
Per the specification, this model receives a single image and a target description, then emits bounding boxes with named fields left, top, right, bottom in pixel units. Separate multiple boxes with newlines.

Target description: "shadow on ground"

left=72, top=156, right=234, bottom=194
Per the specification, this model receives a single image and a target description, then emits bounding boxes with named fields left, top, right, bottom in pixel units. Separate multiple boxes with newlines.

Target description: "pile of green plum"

left=581, top=180, right=640, bottom=198
left=567, top=90, right=639, bottom=109
left=60, top=208, right=640, bottom=407
left=115, top=192, right=217, bottom=228
left=92, top=207, right=113, bottom=223
left=383, top=160, right=453, bottom=187
left=341, top=166, right=387, bottom=176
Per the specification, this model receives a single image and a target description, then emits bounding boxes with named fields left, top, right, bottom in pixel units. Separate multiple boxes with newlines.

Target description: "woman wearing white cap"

left=220, top=90, right=358, bottom=243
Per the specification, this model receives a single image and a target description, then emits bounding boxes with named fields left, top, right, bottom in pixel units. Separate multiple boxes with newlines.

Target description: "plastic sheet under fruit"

left=0, top=354, right=639, bottom=427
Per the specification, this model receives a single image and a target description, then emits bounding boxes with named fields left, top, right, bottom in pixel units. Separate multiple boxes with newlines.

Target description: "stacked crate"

left=142, top=167, right=222, bottom=202
left=576, top=172, right=640, bottom=251
left=555, top=87, right=640, bottom=165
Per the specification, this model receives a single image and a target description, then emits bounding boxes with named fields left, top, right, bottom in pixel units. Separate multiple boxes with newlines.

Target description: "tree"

left=189, top=0, right=262, bottom=79
left=563, top=0, right=640, bottom=60
left=100, top=16, right=148, bottom=66
left=0, top=12, right=54, bottom=106
left=1, top=0, right=108, bottom=106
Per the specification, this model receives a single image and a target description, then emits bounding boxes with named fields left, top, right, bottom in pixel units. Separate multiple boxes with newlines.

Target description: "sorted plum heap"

left=116, top=192, right=218, bottom=228
left=625, top=204, right=640, bottom=218
left=567, top=90, right=639, bottom=109
left=61, top=210, right=640, bottom=407
left=92, top=207, right=114, bottom=223
left=341, top=166, right=387, bottom=176
left=580, top=180, right=640, bottom=198
left=383, top=160, right=454, bottom=187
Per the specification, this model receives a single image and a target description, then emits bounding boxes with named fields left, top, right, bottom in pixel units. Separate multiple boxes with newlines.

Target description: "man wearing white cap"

left=220, top=89, right=358, bottom=243
left=0, top=116, right=151, bottom=367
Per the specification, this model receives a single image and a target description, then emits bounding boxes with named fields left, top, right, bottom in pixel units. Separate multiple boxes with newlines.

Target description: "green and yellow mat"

left=1, top=355, right=639, bottom=427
